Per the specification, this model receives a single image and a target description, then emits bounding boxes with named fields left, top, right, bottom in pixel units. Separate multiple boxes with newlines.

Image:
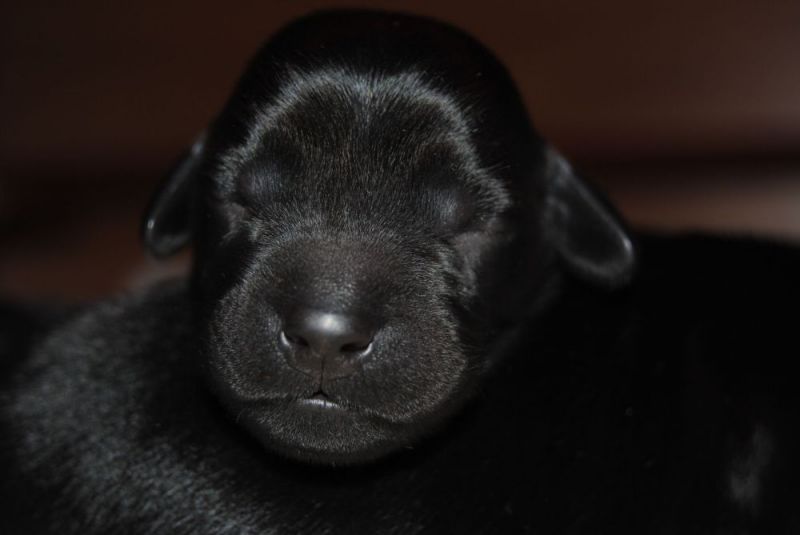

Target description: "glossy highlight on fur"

left=1, top=9, right=799, bottom=534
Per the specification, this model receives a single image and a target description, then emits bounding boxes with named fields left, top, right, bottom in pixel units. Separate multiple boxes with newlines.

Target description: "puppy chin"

left=237, top=400, right=411, bottom=465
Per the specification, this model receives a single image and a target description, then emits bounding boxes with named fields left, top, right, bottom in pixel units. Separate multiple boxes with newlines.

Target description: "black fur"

left=2, top=10, right=798, bottom=534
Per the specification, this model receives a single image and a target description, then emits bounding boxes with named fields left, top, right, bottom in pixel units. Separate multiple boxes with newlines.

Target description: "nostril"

left=340, top=339, right=372, bottom=355
left=280, top=330, right=309, bottom=348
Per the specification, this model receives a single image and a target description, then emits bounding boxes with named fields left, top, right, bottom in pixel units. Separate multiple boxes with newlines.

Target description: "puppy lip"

left=296, top=393, right=345, bottom=411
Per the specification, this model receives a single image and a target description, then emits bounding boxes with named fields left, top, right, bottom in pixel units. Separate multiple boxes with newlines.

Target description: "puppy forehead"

left=218, top=67, right=489, bottom=193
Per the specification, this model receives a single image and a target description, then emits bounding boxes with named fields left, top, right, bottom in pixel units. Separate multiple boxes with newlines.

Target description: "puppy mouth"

left=250, top=389, right=373, bottom=417
left=295, top=391, right=346, bottom=411
left=218, top=368, right=473, bottom=464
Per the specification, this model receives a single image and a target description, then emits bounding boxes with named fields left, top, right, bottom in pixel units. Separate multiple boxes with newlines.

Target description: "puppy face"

left=143, top=11, right=635, bottom=464
left=200, top=69, right=513, bottom=463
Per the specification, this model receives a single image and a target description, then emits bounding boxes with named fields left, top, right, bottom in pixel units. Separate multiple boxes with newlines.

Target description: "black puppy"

left=2, top=9, right=799, bottom=534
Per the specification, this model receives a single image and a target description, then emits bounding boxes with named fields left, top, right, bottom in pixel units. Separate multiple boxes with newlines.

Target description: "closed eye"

left=437, top=192, right=477, bottom=234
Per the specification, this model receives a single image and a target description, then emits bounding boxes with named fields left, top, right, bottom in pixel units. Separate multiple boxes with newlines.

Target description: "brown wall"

left=3, top=0, right=799, bottom=180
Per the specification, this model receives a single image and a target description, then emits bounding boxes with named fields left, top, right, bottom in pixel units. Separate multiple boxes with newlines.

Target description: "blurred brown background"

left=2, top=0, right=799, bottom=300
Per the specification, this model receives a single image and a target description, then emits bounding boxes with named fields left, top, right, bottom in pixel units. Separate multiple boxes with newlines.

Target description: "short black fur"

left=1, top=9, right=798, bottom=534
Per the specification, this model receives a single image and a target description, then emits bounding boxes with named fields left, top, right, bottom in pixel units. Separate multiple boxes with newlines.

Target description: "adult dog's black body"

left=2, top=10, right=799, bottom=534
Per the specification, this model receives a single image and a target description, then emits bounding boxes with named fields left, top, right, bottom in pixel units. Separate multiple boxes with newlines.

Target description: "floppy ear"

left=142, top=133, right=206, bottom=258
left=543, top=146, right=636, bottom=288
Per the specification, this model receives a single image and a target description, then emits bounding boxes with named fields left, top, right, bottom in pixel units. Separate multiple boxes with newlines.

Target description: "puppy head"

left=142, top=10, right=635, bottom=464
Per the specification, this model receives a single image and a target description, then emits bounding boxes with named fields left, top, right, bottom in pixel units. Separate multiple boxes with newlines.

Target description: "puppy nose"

left=279, top=310, right=375, bottom=380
